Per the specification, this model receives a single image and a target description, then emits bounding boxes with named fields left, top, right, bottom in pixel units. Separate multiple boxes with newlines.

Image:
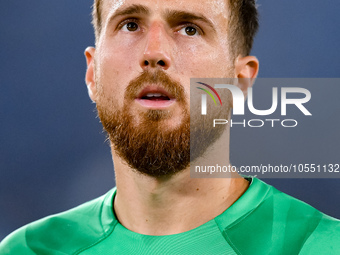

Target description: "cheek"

left=174, top=42, right=233, bottom=78
left=96, top=44, right=140, bottom=107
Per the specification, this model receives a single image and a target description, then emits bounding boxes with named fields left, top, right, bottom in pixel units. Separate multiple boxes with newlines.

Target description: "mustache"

left=125, top=70, right=186, bottom=103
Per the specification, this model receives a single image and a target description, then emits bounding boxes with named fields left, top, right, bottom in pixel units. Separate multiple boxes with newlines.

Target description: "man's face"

left=90, top=0, right=236, bottom=177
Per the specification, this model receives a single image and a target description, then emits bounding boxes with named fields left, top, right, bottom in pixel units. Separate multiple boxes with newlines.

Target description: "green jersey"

left=1, top=177, right=339, bottom=254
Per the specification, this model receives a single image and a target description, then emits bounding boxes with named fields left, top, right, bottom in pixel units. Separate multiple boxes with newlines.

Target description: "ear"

left=85, top=47, right=97, bottom=102
left=234, top=56, right=259, bottom=98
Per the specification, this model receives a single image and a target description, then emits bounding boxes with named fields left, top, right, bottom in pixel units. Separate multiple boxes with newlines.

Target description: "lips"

left=141, top=92, right=171, bottom=101
left=135, top=86, right=176, bottom=108
left=137, top=86, right=175, bottom=100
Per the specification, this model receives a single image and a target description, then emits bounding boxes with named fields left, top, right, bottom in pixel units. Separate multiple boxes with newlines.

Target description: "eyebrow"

left=106, top=4, right=216, bottom=33
left=107, top=4, right=150, bottom=24
left=165, top=10, right=216, bottom=33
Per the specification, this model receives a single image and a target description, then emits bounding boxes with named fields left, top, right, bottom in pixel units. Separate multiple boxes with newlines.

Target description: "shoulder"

left=0, top=189, right=117, bottom=255
left=262, top=179, right=340, bottom=251
left=268, top=182, right=340, bottom=253
left=299, top=214, right=340, bottom=254
left=222, top=177, right=340, bottom=254
left=0, top=225, right=35, bottom=255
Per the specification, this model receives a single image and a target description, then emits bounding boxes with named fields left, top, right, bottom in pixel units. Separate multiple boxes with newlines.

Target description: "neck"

left=112, top=131, right=249, bottom=236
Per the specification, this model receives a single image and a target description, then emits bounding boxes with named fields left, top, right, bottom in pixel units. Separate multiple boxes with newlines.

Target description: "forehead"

left=101, top=0, right=230, bottom=26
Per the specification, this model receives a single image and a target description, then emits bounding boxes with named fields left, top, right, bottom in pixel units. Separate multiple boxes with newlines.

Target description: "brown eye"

left=126, top=22, right=138, bottom=31
left=185, top=26, right=197, bottom=36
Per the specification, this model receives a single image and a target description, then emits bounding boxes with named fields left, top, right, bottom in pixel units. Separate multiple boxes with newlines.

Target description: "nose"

left=140, top=22, right=171, bottom=71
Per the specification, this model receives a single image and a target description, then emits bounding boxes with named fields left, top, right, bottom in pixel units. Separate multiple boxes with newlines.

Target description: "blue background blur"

left=1, top=1, right=340, bottom=240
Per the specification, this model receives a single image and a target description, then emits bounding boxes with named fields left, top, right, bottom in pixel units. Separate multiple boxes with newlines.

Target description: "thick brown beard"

left=96, top=70, right=230, bottom=178
left=96, top=70, right=191, bottom=178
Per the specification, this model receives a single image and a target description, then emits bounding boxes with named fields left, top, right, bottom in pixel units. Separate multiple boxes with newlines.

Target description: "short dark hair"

left=229, top=0, right=259, bottom=56
left=92, top=0, right=259, bottom=56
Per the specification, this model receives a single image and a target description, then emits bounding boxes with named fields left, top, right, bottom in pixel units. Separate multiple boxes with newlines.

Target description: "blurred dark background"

left=1, top=0, right=339, bottom=240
